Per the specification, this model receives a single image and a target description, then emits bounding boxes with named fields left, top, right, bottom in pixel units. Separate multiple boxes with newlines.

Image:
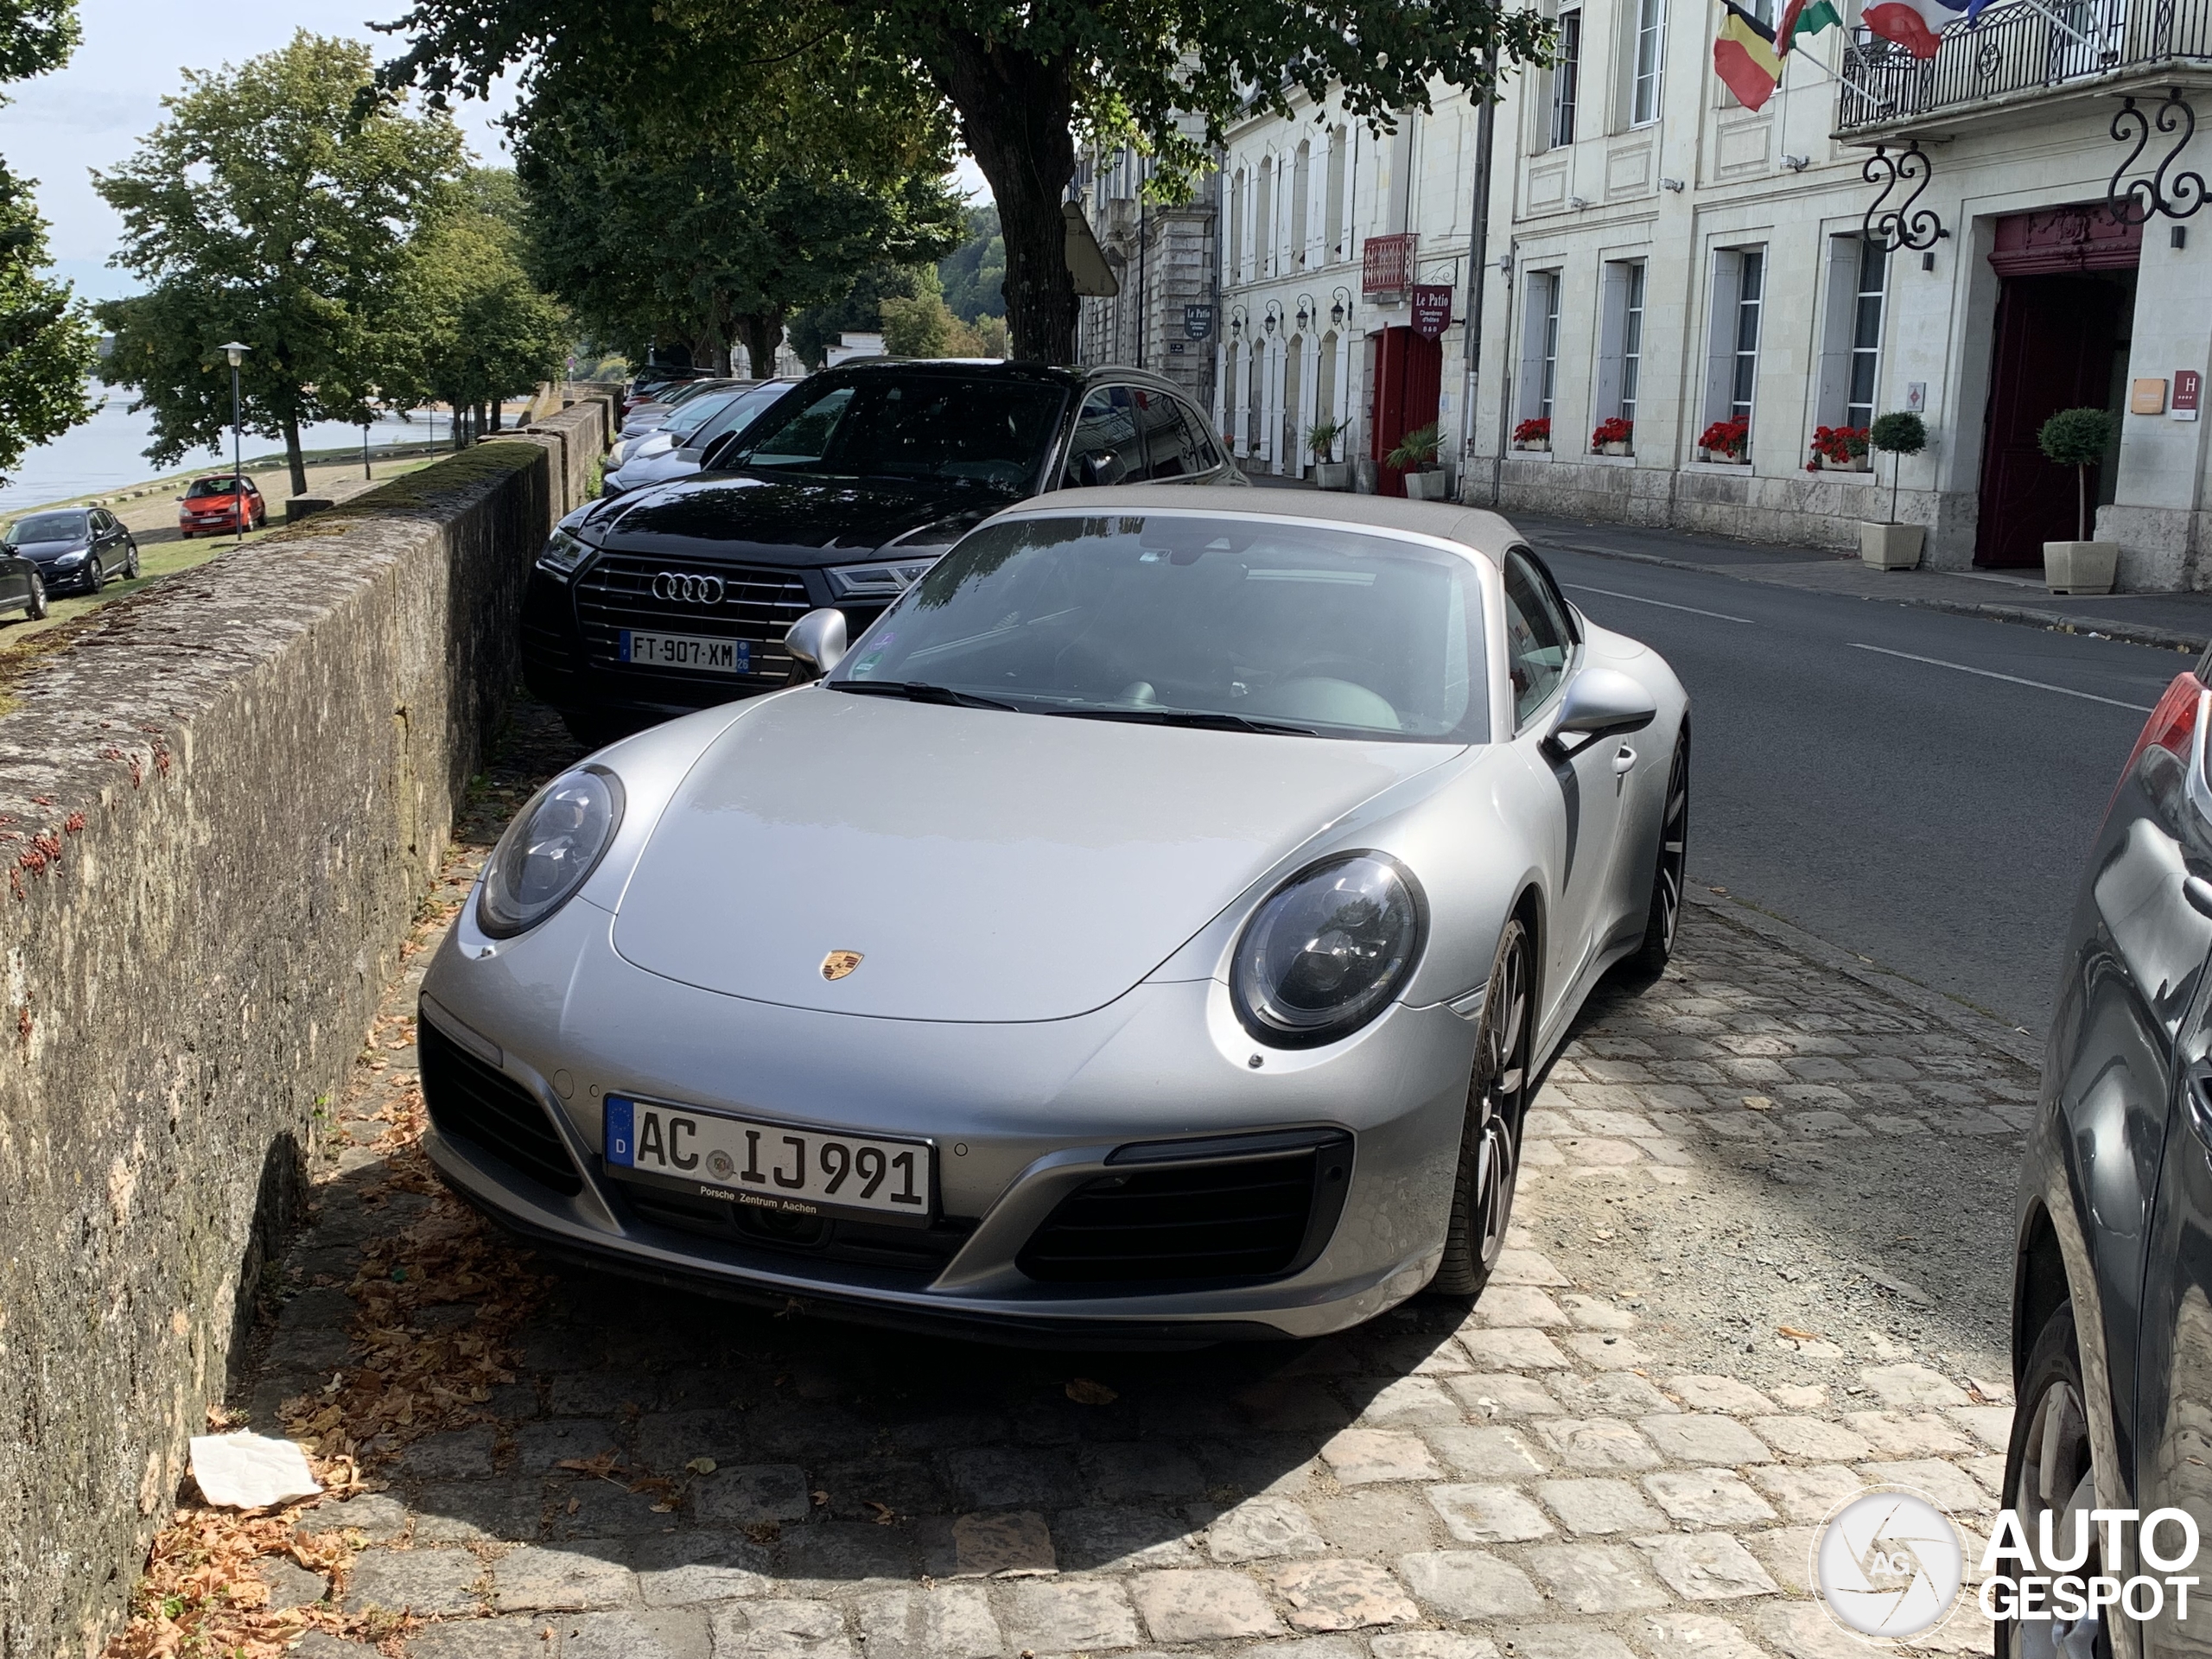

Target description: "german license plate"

left=620, top=630, right=749, bottom=674
left=602, top=1096, right=932, bottom=1225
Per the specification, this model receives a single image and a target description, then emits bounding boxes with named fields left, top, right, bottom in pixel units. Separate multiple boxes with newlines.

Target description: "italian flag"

left=1713, top=0, right=1781, bottom=110
left=1775, top=0, right=1843, bottom=54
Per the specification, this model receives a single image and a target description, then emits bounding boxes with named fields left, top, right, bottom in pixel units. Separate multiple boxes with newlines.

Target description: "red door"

left=1368, top=326, right=1443, bottom=497
left=1975, top=276, right=2126, bottom=566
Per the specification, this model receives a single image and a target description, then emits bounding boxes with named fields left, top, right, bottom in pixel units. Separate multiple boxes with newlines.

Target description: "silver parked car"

left=601, top=378, right=797, bottom=499
left=420, top=487, right=1691, bottom=1341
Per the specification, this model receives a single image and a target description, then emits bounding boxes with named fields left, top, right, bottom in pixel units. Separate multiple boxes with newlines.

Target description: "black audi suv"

left=522, top=359, right=1242, bottom=742
left=2006, top=648, right=2212, bottom=1656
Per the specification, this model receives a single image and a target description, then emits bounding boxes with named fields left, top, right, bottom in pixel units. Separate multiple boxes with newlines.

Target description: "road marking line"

left=1848, top=644, right=2156, bottom=711
left=1561, top=582, right=1754, bottom=624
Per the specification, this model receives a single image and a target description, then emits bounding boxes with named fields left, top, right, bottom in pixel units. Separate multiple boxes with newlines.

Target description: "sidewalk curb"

left=1531, top=534, right=2208, bottom=655
left=1685, top=889, right=2046, bottom=1073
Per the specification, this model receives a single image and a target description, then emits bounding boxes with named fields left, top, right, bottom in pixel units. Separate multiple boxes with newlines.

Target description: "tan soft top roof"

left=1000, top=484, right=1524, bottom=565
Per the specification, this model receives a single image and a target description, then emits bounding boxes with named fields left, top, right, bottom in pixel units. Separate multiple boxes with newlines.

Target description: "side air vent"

left=418, top=1020, right=584, bottom=1197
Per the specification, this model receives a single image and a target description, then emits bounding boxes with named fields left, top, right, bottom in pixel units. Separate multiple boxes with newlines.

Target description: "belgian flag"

left=1713, top=0, right=1782, bottom=110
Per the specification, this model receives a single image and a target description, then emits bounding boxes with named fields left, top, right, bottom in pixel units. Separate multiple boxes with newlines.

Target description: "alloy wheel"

left=1471, top=924, right=1532, bottom=1272
left=1654, top=742, right=1689, bottom=956
left=2008, top=1370, right=2104, bottom=1657
left=26, top=574, right=44, bottom=620
left=124, top=542, right=139, bottom=579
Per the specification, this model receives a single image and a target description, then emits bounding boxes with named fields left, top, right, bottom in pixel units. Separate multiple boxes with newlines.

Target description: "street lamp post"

left=220, top=342, right=251, bottom=545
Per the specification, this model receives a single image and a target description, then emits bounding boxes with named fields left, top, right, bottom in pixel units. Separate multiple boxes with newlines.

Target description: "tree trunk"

left=282, top=413, right=307, bottom=499
left=489, top=400, right=503, bottom=433
left=738, top=311, right=785, bottom=380
left=2078, top=464, right=2088, bottom=542
left=934, top=34, right=1078, bottom=365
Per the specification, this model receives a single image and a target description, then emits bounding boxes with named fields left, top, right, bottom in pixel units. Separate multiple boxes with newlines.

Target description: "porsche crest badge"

left=820, top=950, right=864, bottom=982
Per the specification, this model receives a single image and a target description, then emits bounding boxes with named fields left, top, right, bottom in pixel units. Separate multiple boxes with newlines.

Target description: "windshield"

left=186, top=478, right=242, bottom=499
left=724, top=374, right=1066, bottom=493
left=689, top=382, right=791, bottom=454
left=834, top=512, right=1489, bottom=743
left=6, top=511, right=87, bottom=543
left=661, top=388, right=740, bottom=437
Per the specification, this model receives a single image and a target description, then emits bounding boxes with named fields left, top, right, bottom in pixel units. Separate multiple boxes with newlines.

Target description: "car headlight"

left=826, top=556, right=943, bottom=600
left=1230, top=854, right=1425, bottom=1048
left=54, top=550, right=85, bottom=566
left=536, top=526, right=594, bottom=579
left=476, top=766, right=625, bottom=938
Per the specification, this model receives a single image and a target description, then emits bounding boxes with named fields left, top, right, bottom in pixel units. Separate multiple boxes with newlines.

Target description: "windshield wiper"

left=1046, top=708, right=1320, bottom=737
left=828, top=679, right=1021, bottom=711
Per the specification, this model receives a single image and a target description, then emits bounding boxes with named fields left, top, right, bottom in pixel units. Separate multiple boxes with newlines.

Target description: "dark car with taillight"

left=1999, top=652, right=2212, bottom=1655
left=522, top=359, right=1241, bottom=743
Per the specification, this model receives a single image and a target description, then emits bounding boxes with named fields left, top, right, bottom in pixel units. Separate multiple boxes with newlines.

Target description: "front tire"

left=1623, top=731, right=1689, bottom=981
left=1433, top=916, right=1535, bottom=1298
left=1999, top=1302, right=2109, bottom=1659
left=80, top=552, right=102, bottom=594
left=22, top=573, right=45, bottom=620
left=123, top=540, right=139, bottom=579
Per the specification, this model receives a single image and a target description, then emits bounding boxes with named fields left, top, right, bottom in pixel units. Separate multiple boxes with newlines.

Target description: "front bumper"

left=418, top=891, right=1474, bottom=1342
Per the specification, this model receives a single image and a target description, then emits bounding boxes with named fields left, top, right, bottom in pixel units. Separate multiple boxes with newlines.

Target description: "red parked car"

left=178, top=474, right=266, bottom=537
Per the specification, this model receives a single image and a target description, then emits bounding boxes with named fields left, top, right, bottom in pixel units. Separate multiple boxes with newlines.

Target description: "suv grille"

left=574, top=553, right=811, bottom=685
left=1017, top=1130, right=1352, bottom=1285
left=419, top=1021, right=583, bottom=1196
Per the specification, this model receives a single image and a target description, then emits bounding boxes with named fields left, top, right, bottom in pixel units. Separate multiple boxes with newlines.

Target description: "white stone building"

left=1211, top=0, right=2212, bottom=587
left=1072, top=137, right=1223, bottom=410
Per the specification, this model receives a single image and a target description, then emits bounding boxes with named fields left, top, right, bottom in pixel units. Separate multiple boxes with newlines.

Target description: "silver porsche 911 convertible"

left=419, top=486, right=1689, bottom=1342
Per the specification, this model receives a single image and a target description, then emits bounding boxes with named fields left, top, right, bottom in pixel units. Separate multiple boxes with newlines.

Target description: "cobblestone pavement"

left=246, top=708, right=2032, bottom=1659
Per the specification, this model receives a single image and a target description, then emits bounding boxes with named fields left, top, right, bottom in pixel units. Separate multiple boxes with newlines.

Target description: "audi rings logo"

left=652, top=570, right=726, bottom=606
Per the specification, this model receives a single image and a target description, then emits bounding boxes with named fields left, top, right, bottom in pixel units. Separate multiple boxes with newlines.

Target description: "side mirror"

left=1546, top=667, right=1656, bottom=753
left=698, top=429, right=739, bottom=469
left=1077, top=451, right=1118, bottom=488
left=785, top=607, right=849, bottom=677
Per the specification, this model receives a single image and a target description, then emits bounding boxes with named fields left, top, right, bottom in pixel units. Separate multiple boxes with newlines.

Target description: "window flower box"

left=1808, top=424, right=1872, bottom=474
left=1697, top=418, right=1750, bottom=465
left=1512, top=416, right=1551, bottom=454
left=1591, top=417, right=1633, bottom=457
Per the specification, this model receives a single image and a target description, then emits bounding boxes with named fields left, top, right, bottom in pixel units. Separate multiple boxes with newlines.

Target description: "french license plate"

left=602, top=1096, right=932, bottom=1225
left=620, top=630, right=749, bottom=674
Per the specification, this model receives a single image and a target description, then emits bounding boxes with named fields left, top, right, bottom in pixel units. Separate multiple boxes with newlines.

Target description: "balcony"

left=1834, top=0, right=2212, bottom=141
left=1363, top=232, right=1417, bottom=296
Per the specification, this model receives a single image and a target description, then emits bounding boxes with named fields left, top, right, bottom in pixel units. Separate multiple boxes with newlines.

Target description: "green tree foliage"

left=400, top=168, right=571, bottom=438
left=937, top=204, right=1004, bottom=321
left=93, top=33, right=465, bottom=496
left=2038, top=406, right=2118, bottom=541
left=785, top=265, right=924, bottom=372
left=514, top=82, right=962, bottom=380
left=378, top=0, right=1554, bottom=364
left=0, top=0, right=96, bottom=483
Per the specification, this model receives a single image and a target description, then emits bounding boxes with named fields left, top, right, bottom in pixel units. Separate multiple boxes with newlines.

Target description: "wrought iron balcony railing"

left=1834, top=0, right=2212, bottom=134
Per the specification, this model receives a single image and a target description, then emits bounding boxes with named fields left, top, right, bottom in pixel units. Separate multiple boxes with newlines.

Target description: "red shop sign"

left=1410, top=284, right=1454, bottom=340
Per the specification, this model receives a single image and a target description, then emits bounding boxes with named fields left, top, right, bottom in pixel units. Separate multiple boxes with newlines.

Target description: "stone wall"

left=0, top=395, right=605, bottom=1657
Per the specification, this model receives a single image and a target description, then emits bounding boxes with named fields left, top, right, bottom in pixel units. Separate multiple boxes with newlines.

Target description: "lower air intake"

left=419, top=1020, right=584, bottom=1197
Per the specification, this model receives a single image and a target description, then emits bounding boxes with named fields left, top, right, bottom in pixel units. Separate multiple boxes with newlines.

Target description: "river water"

left=0, top=385, right=459, bottom=516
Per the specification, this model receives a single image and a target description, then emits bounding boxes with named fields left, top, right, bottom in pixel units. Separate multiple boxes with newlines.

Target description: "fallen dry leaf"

left=683, top=1457, right=717, bottom=1476
left=864, top=1500, right=897, bottom=1526
left=1779, top=1325, right=1821, bottom=1340
left=1065, top=1377, right=1118, bottom=1406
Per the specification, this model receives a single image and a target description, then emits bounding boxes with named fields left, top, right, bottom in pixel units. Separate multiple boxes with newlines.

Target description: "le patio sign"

left=1410, top=285, right=1454, bottom=340
left=1183, top=305, right=1214, bottom=340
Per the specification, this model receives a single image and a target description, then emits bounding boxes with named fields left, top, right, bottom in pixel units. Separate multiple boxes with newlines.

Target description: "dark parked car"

left=524, top=359, right=1244, bottom=742
left=178, top=474, right=265, bottom=537
left=2006, top=652, right=2212, bottom=1656
left=0, top=543, right=47, bottom=621
left=2, top=506, right=138, bottom=594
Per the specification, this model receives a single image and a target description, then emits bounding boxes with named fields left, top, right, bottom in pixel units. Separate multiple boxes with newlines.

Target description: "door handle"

left=1612, top=745, right=1638, bottom=773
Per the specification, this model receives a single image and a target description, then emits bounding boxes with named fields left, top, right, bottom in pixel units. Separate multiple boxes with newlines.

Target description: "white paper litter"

left=188, top=1432, right=322, bottom=1509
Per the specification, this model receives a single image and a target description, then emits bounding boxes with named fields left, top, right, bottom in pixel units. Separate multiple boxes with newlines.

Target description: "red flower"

left=1512, top=416, right=1552, bottom=444
left=1591, top=416, right=1634, bottom=448
left=1699, top=417, right=1750, bottom=456
left=1807, top=423, right=1870, bottom=464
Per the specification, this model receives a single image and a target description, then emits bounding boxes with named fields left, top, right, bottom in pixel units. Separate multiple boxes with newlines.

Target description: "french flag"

left=1862, top=0, right=1967, bottom=57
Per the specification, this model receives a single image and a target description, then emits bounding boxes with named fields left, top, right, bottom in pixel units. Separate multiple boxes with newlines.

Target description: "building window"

left=1619, top=263, right=1645, bottom=421
left=1729, top=248, right=1764, bottom=421
left=1846, top=240, right=1885, bottom=427
left=1630, top=0, right=1666, bottom=125
left=1325, top=130, right=1347, bottom=259
left=1518, top=270, right=1563, bottom=421
left=1594, top=259, right=1646, bottom=435
left=1550, top=10, right=1582, bottom=147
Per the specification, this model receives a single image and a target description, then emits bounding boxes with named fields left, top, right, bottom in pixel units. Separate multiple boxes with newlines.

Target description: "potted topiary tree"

left=1307, top=417, right=1351, bottom=490
left=1388, top=421, right=1448, bottom=499
left=1859, top=411, right=1928, bottom=569
left=2037, top=406, right=2120, bottom=594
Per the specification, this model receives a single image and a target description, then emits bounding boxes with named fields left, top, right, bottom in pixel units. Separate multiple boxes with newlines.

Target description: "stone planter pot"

left=1600, top=442, right=1631, bottom=457
left=1403, top=469, right=1450, bottom=501
left=2044, top=540, right=2120, bottom=594
left=1515, top=440, right=1550, bottom=454
left=1859, top=521, right=1925, bottom=570
left=1313, top=461, right=1351, bottom=491
left=1699, top=448, right=1749, bottom=465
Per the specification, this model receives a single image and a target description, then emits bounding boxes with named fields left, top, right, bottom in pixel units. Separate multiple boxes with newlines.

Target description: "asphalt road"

left=1525, top=537, right=2191, bottom=1035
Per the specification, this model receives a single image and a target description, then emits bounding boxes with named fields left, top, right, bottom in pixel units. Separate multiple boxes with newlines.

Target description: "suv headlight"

left=537, top=526, right=594, bottom=579
left=477, top=766, right=625, bottom=938
left=1230, top=854, right=1425, bottom=1048
left=826, top=556, right=943, bottom=600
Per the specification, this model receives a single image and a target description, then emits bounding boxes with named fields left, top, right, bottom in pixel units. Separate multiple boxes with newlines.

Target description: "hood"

left=610, top=690, right=1455, bottom=1022
left=16, top=537, right=86, bottom=559
left=588, top=472, right=1008, bottom=569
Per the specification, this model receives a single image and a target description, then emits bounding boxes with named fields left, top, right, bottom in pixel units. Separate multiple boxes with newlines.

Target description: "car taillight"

left=2119, top=671, right=2205, bottom=789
